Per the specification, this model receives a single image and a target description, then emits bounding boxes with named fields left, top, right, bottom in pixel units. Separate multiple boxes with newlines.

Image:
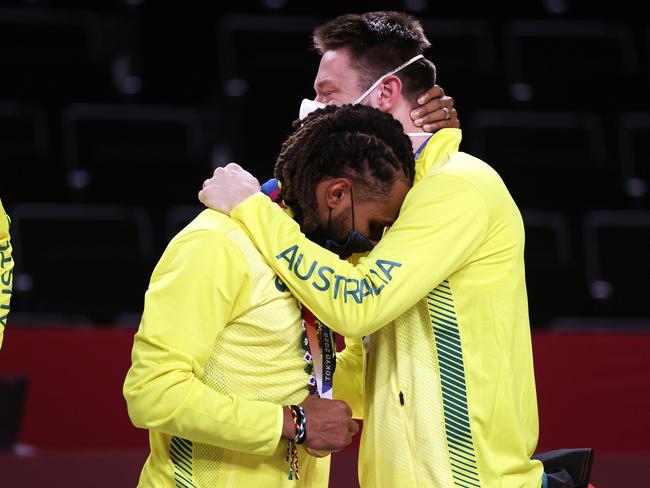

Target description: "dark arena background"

left=0, top=1, right=649, bottom=486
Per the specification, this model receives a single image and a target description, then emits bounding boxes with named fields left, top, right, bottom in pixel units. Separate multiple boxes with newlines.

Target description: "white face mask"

left=298, top=54, right=430, bottom=137
left=299, top=98, right=327, bottom=120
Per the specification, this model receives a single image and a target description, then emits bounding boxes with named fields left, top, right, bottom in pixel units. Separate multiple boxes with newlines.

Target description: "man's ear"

left=324, top=178, right=352, bottom=209
left=374, top=75, right=403, bottom=111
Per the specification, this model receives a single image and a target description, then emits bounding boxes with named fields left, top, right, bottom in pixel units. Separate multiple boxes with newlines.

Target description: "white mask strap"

left=354, top=54, right=425, bottom=105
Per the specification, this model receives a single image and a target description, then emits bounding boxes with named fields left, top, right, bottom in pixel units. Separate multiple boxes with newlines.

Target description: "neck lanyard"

left=302, top=307, right=336, bottom=399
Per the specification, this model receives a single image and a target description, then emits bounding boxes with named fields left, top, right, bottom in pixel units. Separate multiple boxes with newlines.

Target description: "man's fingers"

left=422, top=108, right=460, bottom=132
left=206, top=163, right=255, bottom=188
left=344, top=402, right=353, bottom=417
left=211, top=162, right=241, bottom=177
left=416, top=109, right=449, bottom=127
left=411, top=98, right=442, bottom=123
left=412, top=95, right=458, bottom=124
left=329, top=399, right=353, bottom=417
left=416, top=84, right=444, bottom=106
left=349, top=419, right=359, bottom=435
left=416, top=110, right=443, bottom=126
left=440, top=95, right=455, bottom=110
left=197, top=188, right=209, bottom=206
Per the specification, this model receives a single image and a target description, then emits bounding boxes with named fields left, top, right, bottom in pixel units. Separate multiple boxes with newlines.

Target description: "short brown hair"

left=313, top=11, right=436, bottom=105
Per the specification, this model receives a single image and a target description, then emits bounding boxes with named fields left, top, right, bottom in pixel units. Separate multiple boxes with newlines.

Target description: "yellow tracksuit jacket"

left=123, top=210, right=330, bottom=487
left=0, top=198, right=13, bottom=350
left=228, top=128, right=544, bottom=487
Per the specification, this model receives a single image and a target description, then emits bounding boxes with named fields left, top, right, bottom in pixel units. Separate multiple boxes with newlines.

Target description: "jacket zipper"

left=399, top=390, right=424, bottom=485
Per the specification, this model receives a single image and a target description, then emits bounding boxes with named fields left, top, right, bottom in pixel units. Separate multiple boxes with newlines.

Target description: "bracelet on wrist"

left=289, top=404, right=307, bottom=445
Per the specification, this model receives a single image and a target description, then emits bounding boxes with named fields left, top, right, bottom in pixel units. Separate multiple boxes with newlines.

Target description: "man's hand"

left=198, top=163, right=261, bottom=214
left=410, top=84, right=460, bottom=133
left=282, top=395, right=359, bottom=453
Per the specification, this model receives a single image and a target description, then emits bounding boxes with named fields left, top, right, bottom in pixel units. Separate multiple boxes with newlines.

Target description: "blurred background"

left=0, top=0, right=648, bottom=486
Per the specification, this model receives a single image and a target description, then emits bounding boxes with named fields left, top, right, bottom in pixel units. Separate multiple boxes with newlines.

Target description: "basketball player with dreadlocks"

left=199, top=11, right=546, bottom=488
left=123, top=105, right=416, bottom=487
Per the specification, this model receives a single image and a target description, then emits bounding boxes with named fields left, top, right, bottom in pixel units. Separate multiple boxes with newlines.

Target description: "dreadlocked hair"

left=274, top=104, right=415, bottom=232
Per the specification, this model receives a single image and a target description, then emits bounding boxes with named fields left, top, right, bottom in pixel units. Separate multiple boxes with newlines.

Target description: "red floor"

left=0, top=449, right=647, bottom=487
left=1, top=327, right=649, bottom=486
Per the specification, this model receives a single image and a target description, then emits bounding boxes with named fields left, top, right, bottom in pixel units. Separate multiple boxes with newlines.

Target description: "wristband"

left=289, top=404, right=307, bottom=445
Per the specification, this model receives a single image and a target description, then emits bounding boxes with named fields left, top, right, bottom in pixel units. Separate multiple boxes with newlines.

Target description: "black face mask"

left=323, top=188, right=374, bottom=258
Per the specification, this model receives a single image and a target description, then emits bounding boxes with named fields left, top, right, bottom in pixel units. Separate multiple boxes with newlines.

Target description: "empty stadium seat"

left=0, top=102, right=48, bottom=158
left=467, top=110, right=626, bottom=211
left=0, top=102, right=67, bottom=203
left=0, top=7, right=128, bottom=101
left=522, top=209, right=586, bottom=325
left=504, top=20, right=641, bottom=109
left=9, top=203, right=155, bottom=324
left=618, top=112, right=650, bottom=205
left=582, top=210, right=650, bottom=317
left=419, top=19, right=505, bottom=107
left=61, top=103, right=210, bottom=204
left=216, top=14, right=322, bottom=178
